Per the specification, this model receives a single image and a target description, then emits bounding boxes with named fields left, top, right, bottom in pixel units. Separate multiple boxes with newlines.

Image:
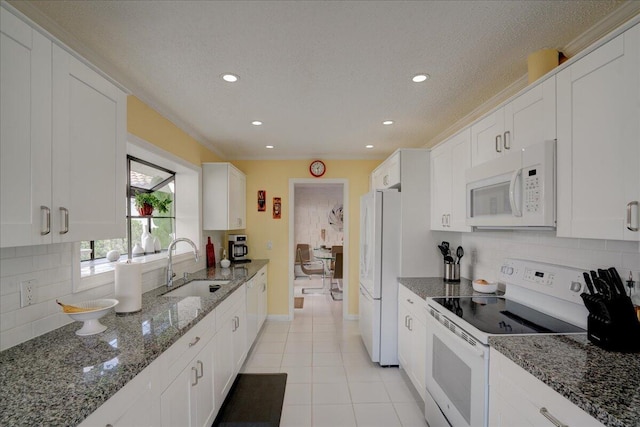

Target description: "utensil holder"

left=444, top=263, right=460, bottom=282
left=580, top=293, right=640, bottom=352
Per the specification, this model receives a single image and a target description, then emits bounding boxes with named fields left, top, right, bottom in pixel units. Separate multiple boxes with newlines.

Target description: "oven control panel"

left=499, top=259, right=586, bottom=302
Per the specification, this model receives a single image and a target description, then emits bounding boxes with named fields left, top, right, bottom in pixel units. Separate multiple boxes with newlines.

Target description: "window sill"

left=74, top=244, right=196, bottom=293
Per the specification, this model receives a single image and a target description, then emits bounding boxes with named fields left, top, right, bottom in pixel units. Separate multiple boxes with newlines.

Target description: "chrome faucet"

left=167, top=238, right=199, bottom=288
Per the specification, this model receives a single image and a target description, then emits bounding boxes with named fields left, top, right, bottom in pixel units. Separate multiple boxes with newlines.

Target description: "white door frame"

left=288, top=178, right=349, bottom=320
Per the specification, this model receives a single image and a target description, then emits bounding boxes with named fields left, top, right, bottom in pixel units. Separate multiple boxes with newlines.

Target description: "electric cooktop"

left=431, top=296, right=586, bottom=336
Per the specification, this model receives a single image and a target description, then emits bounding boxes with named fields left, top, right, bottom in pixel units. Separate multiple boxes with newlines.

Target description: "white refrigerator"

left=359, top=189, right=401, bottom=366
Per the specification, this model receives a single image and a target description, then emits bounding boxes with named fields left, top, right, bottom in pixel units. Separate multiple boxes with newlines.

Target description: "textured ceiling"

left=11, top=0, right=627, bottom=159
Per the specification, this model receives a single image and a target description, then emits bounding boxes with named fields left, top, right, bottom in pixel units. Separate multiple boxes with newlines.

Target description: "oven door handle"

left=428, top=312, right=485, bottom=358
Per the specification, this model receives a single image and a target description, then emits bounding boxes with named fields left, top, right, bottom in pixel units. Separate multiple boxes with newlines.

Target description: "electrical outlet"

left=20, top=280, right=36, bottom=307
left=471, top=250, right=478, bottom=265
left=266, top=240, right=273, bottom=250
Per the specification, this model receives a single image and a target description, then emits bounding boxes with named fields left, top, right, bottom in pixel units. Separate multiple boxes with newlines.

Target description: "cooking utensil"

left=438, top=245, right=449, bottom=257
left=444, top=255, right=455, bottom=264
left=441, top=241, right=450, bottom=255
left=583, top=272, right=596, bottom=295
left=456, top=246, right=464, bottom=264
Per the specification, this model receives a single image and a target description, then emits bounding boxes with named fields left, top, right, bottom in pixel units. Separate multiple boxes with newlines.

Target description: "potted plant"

left=134, top=192, right=156, bottom=216
left=134, top=192, right=172, bottom=216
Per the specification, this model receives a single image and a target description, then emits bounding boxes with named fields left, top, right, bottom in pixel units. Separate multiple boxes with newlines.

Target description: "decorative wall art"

left=273, top=197, right=282, bottom=219
left=328, top=203, right=344, bottom=231
left=258, top=190, right=266, bottom=212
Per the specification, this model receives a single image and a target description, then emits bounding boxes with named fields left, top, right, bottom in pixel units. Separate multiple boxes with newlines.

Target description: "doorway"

left=288, top=179, right=349, bottom=320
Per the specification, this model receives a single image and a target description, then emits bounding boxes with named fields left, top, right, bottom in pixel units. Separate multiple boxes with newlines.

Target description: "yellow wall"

left=233, top=160, right=380, bottom=316
left=127, top=96, right=222, bottom=165
left=127, top=95, right=381, bottom=317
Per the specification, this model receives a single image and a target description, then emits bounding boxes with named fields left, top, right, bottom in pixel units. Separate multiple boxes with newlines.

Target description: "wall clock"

left=309, top=160, right=326, bottom=177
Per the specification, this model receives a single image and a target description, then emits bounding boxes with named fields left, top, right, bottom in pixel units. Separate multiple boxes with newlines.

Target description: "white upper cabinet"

left=430, top=128, right=472, bottom=232
left=371, top=151, right=401, bottom=190
left=202, top=163, right=247, bottom=230
left=1, top=7, right=126, bottom=248
left=471, top=77, right=556, bottom=166
left=557, top=23, right=639, bottom=241
left=1, top=10, right=52, bottom=247
left=52, top=45, right=127, bottom=242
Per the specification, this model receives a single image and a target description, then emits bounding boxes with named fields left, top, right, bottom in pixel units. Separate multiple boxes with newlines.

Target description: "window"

left=81, top=156, right=176, bottom=263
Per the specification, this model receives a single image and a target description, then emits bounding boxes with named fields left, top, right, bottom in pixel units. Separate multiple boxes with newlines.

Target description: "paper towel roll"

left=115, top=261, right=142, bottom=313
left=528, top=48, right=559, bottom=84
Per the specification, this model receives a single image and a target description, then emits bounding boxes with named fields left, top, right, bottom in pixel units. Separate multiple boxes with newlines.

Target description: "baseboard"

left=267, top=314, right=292, bottom=321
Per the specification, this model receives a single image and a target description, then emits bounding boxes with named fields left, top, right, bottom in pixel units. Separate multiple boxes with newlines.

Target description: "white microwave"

left=466, top=140, right=556, bottom=229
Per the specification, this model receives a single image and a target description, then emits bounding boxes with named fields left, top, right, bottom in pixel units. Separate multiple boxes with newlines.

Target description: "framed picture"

left=258, top=190, right=266, bottom=212
left=273, top=197, right=282, bottom=219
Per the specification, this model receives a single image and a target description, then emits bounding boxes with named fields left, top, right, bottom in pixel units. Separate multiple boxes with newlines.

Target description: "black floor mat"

left=212, top=373, right=288, bottom=427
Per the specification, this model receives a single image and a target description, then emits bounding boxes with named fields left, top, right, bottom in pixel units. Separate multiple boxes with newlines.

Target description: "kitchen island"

left=0, top=260, right=268, bottom=426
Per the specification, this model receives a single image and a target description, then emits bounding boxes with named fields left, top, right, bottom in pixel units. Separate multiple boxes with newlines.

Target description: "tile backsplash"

left=0, top=243, right=201, bottom=351
left=460, top=230, right=639, bottom=284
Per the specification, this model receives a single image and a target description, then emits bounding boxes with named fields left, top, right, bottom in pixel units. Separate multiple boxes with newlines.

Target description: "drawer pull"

left=188, top=336, right=201, bottom=347
left=539, top=407, right=568, bottom=427
left=407, top=298, right=414, bottom=304
left=191, top=366, right=198, bottom=386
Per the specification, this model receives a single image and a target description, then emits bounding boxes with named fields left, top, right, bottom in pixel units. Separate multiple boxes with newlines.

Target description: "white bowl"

left=472, top=280, right=498, bottom=294
left=63, top=299, right=119, bottom=336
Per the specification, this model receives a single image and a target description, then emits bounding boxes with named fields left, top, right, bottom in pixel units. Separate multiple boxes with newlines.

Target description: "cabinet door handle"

left=196, top=360, right=204, bottom=379
left=408, top=317, right=413, bottom=331
left=404, top=315, right=409, bottom=328
left=383, top=175, right=389, bottom=186
left=503, top=131, right=511, bottom=150
left=191, top=366, right=199, bottom=386
left=539, top=408, right=568, bottom=427
left=40, top=206, right=51, bottom=235
left=59, top=207, right=69, bottom=234
left=407, top=298, right=414, bottom=304
left=188, top=336, right=201, bottom=347
left=495, top=134, right=502, bottom=153
left=446, top=214, right=451, bottom=227
left=441, top=214, right=445, bottom=226
left=627, top=201, right=639, bottom=231
left=262, top=283, right=266, bottom=292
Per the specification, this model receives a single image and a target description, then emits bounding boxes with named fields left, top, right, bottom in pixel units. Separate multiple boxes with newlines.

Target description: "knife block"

left=580, top=293, right=640, bottom=352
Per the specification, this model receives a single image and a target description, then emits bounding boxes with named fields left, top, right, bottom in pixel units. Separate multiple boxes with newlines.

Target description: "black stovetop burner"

left=431, top=296, right=586, bottom=335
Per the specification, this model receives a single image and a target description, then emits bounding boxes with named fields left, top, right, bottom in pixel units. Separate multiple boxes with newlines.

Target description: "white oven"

left=424, top=304, right=489, bottom=427
left=466, top=139, right=556, bottom=229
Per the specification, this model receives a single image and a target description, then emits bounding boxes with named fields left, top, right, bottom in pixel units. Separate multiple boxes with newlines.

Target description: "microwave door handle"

left=509, top=168, right=523, bottom=217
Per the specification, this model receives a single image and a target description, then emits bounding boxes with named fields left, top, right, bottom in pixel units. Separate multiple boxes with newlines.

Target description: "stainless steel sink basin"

left=162, top=280, right=230, bottom=298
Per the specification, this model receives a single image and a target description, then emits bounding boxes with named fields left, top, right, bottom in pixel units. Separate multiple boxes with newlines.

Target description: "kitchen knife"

left=583, top=272, right=596, bottom=295
left=608, top=267, right=627, bottom=296
left=598, top=269, right=617, bottom=296
left=595, top=278, right=611, bottom=300
left=591, top=271, right=605, bottom=295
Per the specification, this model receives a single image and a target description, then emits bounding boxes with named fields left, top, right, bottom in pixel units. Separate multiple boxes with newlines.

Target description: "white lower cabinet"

left=489, top=349, right=605, bottom=427
left=246, top=265, right=268, bottom=347
left=397, top=284, right=427, bottom=402
left=214, top=284, right=247, bottom=406
left=161, top=335, right=216, bottom=427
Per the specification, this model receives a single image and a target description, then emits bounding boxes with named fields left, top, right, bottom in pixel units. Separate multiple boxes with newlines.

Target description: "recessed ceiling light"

left=412, top=74, right=429, bottom=83
left=251, top=121, right=263, bottom=126
left=222, top=73, right=239, bottom=82
left=365, top=145, right=374, bottom=149
left=265, top=145, right=274, bottom=149
left=383, top=120, right=394, bottom=125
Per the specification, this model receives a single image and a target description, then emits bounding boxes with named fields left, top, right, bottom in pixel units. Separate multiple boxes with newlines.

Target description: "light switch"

left=266, top=240, right=272, bottom=250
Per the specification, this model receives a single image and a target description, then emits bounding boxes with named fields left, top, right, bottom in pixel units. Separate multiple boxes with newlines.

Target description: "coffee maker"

left=228, top=234, right=250, bottom=263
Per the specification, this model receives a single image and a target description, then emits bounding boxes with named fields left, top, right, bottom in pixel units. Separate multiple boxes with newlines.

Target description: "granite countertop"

left=398, top=276, right=476, bottom=299
left=0, top=260, right=269, bottom=427
left=490, top=335, right=640, bottom=427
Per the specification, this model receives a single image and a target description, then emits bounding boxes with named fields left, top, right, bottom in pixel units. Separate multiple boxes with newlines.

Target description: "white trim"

left=288, top=178, right=350, bottom=320
left=266, top=314, right=293, bottom=322
left=344, top=314, right=359, bottom=321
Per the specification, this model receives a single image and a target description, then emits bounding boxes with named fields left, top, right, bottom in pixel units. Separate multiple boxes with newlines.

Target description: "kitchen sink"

left=162, top=280, right=230, bottom=298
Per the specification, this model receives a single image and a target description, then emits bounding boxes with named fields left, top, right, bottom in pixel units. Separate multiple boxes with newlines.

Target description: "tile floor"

left=240, top=278, right=428, bottom=427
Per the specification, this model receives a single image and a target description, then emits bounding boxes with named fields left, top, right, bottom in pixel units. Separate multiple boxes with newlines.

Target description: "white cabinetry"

left=430, top=129, right=472, bottom=232
left=557, top=23, right=639, bottom=241
left=471, top=77, right=556, bottom=166
left=203, top=163, right=247, bottom=230
left=371, top=151, right=401, bottom=190
left=397, top=284, right=427, bottom=402
left=489, top=349, right=605, bottom=427
left=1, top=7, right=126, bottom=248
left=246, top=265, right=268, bottom=347
left=214, top=284, right=247, bottom=405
